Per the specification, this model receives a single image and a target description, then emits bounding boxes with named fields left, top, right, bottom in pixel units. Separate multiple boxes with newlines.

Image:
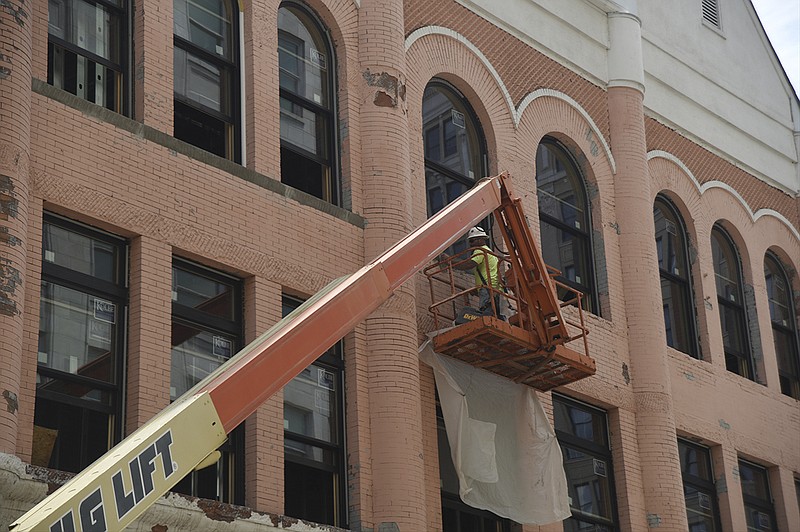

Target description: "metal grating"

left=702, top=0, right=721, bottom=28
left=432, top=316, right=596, bottom=391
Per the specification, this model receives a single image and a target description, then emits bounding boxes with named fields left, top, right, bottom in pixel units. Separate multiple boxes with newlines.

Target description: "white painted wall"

left=455, top=0, right=800, bottom=194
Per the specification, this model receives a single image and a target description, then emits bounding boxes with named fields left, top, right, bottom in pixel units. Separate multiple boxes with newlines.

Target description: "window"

left=678, top=439, right=721, bottom=532
left=278, top=3, right=338, bottom=204
left=654, top=197, right=699, bottom=356
left=48, top=0, right=127, bottom=113
left=282, top=295, right=346, bottom=527
left=33, top=215, right=127, bottom=473
left=537, top=140, right=597, bottom=314
left=764, top=253, right=800, bottom=399
left=171, top=259, right=244, bottom=503
left=437, top=403, right=511, bottom=532
left=423, top=81, right=487, bottom=252
left=711, top=226, right=754, bottom=379
left=553, top=395, right=618, bottom=531
left=174, top=0, right=240, bottom=161
left=738, top=460, right=777, bottom=532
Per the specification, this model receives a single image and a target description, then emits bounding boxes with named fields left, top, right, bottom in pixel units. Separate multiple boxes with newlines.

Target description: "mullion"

left=173, top=34, right=237, bottom=70
left=540, top=212, right=590, bottom=240
left=48, top=36, right=122, bottom=72
left=172, top=303, right=240, bottom=336
left=43, top=265, right=127, bottom=300
left=279, top=87, right=333, bottom=116
left=280, top=139, right=330, bottom=167
left=36, top=389, right=116, bottom=414
left=285, top=428, right=339, bottom=450
left=424, top=158, right=475, bottom=188
left=175, top=92, right=235, bottom=124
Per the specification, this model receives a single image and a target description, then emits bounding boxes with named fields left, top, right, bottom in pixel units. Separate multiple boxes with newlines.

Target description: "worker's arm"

left=441, top=250, right=478, bottom=271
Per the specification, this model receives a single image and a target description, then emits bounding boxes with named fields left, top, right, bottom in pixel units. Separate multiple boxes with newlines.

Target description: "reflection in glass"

left=38, top=282, right=116, bottom=383
left=765, top=254, right=800, bottom=398
left=174, top=0, right=232, bottom=58
left=536, top=141, right=595, bottom=313
left=278, top=4, right=336, bottom=204
left=711, top=227, right=752, bottom=379
left=170, top=322, right=235, bottom=400
left=654, top=198, right=698, bottom=356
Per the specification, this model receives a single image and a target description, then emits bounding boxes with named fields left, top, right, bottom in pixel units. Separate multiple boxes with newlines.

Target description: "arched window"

left=536, top=139, right=597, bottom=314
left=423, top=81, right=486, bottom=221
left=764, top=253, right=800, bottom=399
left=279, top=3, right=338, bottom=204
left=654, top=196, right=699, bottom=357
left=173, top=0, right=240, bottom=161
left=711, top=225, right=753, bottom=379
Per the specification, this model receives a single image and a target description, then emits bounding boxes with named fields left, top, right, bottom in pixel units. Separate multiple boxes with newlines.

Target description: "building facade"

left=0, top=0, right=798, bottom=530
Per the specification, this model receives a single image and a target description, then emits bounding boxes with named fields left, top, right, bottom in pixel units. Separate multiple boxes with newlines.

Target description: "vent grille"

left=702, top=0, right=721, bottom=28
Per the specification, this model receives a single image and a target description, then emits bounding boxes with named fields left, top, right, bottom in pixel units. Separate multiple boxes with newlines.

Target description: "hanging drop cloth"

left=419, top=340, right=571, bottom=525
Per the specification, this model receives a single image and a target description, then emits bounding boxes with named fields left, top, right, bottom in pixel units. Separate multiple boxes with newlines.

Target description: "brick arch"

left=648, top=151, right=800, bottom=245
left=404, top=28, right=515, bottom=224
left=516, top=95, right=615, bottom=207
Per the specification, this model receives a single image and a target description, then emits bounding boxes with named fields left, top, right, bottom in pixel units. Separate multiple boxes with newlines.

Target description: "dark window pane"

left=536, top=144, right=588, bottom=229
left=32, top=396, right=110, bottom=473
left=281, top=146, right=330, bottom=201
left=284, top=460, right=336, bottom=525
left=174, top=99, right=228, bottom=158
left=765, top=254, right=800, bottom=398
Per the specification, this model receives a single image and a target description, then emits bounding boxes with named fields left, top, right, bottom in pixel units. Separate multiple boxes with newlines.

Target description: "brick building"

left=0, top=0, right=798, bottom=530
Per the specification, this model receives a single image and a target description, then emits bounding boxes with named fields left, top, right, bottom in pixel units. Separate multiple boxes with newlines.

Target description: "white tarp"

left=419, top=340, right=571, bottom=525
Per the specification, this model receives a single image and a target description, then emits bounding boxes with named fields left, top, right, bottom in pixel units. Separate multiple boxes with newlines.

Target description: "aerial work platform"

left=425, top=183, right=596, bottom=391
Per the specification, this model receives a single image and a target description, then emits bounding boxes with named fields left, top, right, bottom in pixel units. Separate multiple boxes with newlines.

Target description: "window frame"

left=173, top=0, right=241, bottom=162
left=738, top=459, right=777, bottom=532
left=552, top=394, right=619, bottom=531
left=170, top=257, right=245, bottom=504
left=278, top=1, right=340, bottom=205
left=654, top=195, right=700, bottom=357
left=677, top=438, right=722, bottom=532
left=282, top=294, right=347, bottom=528
left=764, top=252, right=800, bottom=399
left=35, top=213, right=128, bottom=472
left=536, top=138, right=599, bottom=315
left=47, top=0, right=130, bottom=114
left=711, top=225, right=754, bottom=380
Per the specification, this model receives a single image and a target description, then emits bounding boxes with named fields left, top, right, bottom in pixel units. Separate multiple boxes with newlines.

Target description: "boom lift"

left=11, top=173, right=594, bottom=532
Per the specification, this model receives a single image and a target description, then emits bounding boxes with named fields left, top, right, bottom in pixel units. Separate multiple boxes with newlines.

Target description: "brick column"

left=0, top=0, right=32, bottom=454
left=243, top=276, right=283, bottom=514
left=133, top=0, right=174, bottom=133
left=126, top=236, right=172, bottom=434
left=359, top=0, right=426, bottom=529
left=606, top=7, right=686, bottom=529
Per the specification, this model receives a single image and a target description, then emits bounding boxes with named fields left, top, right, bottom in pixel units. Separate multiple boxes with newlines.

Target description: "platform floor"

left=431, top=316, right=596, bottom=391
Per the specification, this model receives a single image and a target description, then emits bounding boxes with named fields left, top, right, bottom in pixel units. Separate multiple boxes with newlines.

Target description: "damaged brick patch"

left=0, top=257, right=21, bottom=315
left=363, top=68, right=406, bottom=108
left=0, top=0, right=29, bottom=26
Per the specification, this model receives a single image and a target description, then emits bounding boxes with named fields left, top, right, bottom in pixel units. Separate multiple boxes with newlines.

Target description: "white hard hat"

left=467, top=227, right=488, bottom=240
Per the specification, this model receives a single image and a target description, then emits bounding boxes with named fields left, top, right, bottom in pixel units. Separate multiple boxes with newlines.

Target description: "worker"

left=452, top=226, right=503, bottom=316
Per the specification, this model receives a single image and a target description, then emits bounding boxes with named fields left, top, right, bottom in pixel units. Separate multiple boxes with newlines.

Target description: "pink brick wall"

left=2, top=0, right=798, bottom=530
